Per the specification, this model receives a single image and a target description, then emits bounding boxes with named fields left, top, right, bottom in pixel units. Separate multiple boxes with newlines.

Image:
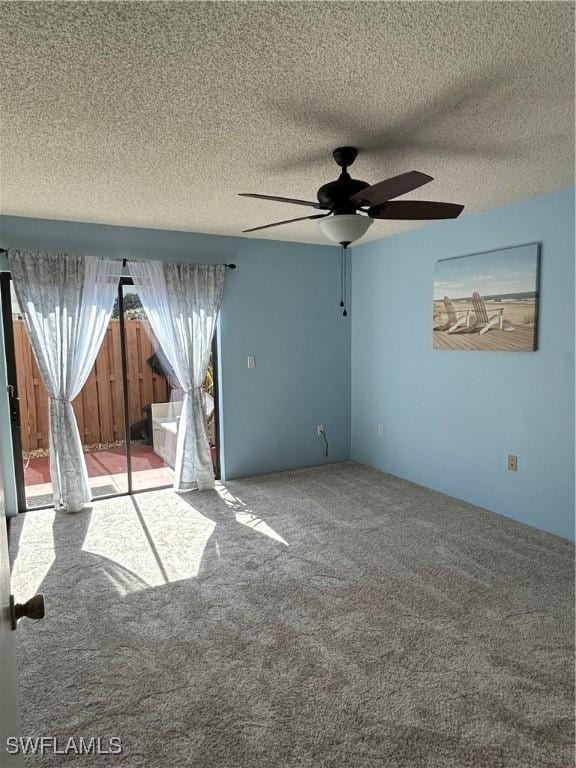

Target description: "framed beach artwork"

left=433, top=243, right=540, bottom=351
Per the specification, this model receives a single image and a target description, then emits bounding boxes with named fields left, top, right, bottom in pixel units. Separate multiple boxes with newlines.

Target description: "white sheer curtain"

left=8, top=250, right=119, bottom=512
left=128, top=260, right=225, bottom=491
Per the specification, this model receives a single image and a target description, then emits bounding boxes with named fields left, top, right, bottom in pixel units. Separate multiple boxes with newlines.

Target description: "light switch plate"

left=247, top=355, right=256, bottom=369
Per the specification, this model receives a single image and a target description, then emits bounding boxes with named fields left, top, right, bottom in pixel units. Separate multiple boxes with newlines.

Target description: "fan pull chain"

left=340, top=246, right=345, bottom=308
left=342, top=245, right=348, bottom=317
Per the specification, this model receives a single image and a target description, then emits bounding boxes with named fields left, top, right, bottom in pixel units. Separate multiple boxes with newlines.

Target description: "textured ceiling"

left=0, top=1, right=574, bottom=244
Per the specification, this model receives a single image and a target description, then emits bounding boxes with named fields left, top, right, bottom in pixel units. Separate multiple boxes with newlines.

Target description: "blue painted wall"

left=351, top=187, right=575, bottom=541
left=0, top=217, right=351, bottom=516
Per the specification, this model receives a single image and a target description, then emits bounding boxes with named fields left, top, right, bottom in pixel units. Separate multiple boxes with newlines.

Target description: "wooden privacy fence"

left=14, top=320, right=169, bottom=452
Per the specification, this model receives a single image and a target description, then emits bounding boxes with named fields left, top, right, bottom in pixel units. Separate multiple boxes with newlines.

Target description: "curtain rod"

left=0, top=249, right=236, bottom=268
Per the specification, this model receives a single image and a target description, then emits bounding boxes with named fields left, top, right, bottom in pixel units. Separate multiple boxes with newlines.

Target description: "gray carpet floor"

left=9, top=462, right=575, bottom=767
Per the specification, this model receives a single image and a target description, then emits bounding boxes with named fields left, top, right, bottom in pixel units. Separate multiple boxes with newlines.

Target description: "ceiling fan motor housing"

left=317, top=145, right=370, bottom=214
left=317, top=174, right=370, bottom=214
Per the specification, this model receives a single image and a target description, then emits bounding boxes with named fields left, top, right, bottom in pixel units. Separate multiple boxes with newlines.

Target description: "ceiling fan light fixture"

left=319, top=214, right=373, bottom=246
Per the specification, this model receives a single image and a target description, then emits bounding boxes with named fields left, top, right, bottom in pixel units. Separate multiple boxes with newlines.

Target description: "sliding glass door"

left=2, top=274, right=220, bottom=511
left=6, top=279, right=128, bottom=509
left=119, top=282, right=174, bottom=492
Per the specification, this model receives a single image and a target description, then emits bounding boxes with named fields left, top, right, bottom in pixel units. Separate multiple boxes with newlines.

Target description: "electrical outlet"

left=507, top=454, right=518, bottom=472
left=317, top=424, right=325, bottom=436
left=377, top=423, right=384, bottom=436
left=247, top=355, right=256, bottom=369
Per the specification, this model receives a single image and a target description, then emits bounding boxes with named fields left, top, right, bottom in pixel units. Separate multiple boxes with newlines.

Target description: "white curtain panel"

left=8, top=251, right=119, bottom=512
left=128, top=260, right=225, bottom=491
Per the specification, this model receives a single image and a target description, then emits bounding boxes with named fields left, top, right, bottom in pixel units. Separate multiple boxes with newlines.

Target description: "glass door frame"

left=2, top=273, right=221, bottom=512
left=1, top=273, right=27, bottom=513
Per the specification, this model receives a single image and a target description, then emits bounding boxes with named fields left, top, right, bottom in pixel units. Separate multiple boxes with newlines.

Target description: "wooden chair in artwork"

left=471, top=292, right=514, bottom=334
left=442, top=296, right=473, bottom=334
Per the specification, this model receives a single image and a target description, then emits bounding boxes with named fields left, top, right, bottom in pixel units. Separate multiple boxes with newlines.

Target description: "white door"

left=0, top=446, right=24, bottom=766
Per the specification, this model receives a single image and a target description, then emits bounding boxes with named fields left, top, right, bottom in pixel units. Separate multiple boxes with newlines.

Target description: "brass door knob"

left=10, top=594, right=45, bottom=630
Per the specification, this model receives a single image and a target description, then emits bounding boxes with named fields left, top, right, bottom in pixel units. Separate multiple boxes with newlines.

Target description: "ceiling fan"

left=239, top=146, right=464, bottom=246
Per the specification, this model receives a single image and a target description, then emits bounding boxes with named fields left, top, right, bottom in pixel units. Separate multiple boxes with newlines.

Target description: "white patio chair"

left=471, top=292, right=514, bottom=335
left=442, top=296, right=473, bottom=334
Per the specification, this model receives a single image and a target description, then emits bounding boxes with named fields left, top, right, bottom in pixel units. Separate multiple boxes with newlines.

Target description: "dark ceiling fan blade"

left=350, top=171, right=433, bottom=206
left=238, top=193, right=326, bottom=209
left=369, top=201, right=464, bottom=220
left=242, top=213, right=329, bottom=233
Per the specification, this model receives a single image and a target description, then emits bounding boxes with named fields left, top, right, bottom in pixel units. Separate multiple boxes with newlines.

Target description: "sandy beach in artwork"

left=433, top=296, right=538, bottom=350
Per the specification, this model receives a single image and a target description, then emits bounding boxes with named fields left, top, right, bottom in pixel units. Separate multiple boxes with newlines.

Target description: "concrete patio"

left=23, top=445, right=174, bottom=507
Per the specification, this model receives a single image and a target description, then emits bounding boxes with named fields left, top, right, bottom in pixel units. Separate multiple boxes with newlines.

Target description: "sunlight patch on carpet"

left=216, top=482, right=288, bottom=546
left=81, top=492, right=215, bottom=593
left=10, top=509, right=56, bottom=599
